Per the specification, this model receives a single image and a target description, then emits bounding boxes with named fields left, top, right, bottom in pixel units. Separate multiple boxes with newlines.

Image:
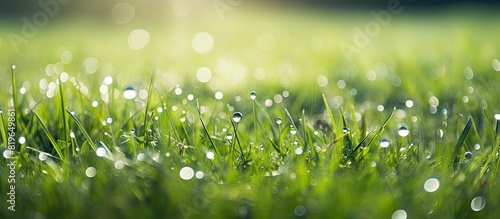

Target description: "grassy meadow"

left=1, top=5, right=500, bottom=219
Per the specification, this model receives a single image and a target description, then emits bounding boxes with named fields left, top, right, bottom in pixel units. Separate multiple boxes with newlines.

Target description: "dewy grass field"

left=1, top=2, right=500, bottom=219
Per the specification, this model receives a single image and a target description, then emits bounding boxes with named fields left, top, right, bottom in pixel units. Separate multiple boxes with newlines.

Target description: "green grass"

left=1, top=7, right=500, bottom=219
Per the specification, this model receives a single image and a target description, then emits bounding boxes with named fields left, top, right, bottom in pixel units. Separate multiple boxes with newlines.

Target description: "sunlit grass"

left=1, top=7, right=500, bottom=219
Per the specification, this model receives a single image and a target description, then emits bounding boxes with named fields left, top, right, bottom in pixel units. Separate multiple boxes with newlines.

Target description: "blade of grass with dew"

left=365, top=107, right=396, bottom=149
left=141, top=74, right=156, bottom=139
left=65, top=109, right=97, bottom=151
left=33, top=111, right=64, bottom=159
left=0, top=111, right=7, bottom=149
left=322, top=94, right=337, bottom=135
left=197, top=99, right=219, bottom=157
left=58, top=78, right=71, bottom=157
left=451, top=116, right=472, bottom=167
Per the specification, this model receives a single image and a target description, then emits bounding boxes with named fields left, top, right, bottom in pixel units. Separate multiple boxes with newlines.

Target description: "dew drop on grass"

left=0, top=108, right=2, bottom=114
left=179, top=166, right=194, bottom=180
left=397, top=125, right=409, bottom=137
left=250, top=91, right=257, bottom=100
left=392, top=209, right=407, bottom=219
left=38, top=152, right=48, bottom=161
left=342, top=127, right=350, bottom=134
left=290, top=127, right=297, bottom=135
left=276, top=117, right=282, bottom=125
left=294, top=205, right=307, bottom=216
left=96, top=147, right=106, bottom=157
left=379, top=138, right=390, bottom=148
left=18, top=136, right=26, bottom=144
left=465, top=151, right=473, bottom=159
left=11, top=65, right=16, bottom=70
left=294, top=147, right=303, bottom=155
left=206, top=151, right=215, bottom=160
left=424, top=178, right=440, bottom=193
left=494, top=114, right=500, bottom=120
left=137, top=153, right=146, bottom=161
left=471, top=196, right=486, bottom=211
left=114, top=160, right=125, bottom=170
left=85, top=167, right=97, bottom=178
left=195, top=171, right=204, bottom=179
left=232, top=112, right=243, bottom=123
left=123, top=86, right=137, bottom=99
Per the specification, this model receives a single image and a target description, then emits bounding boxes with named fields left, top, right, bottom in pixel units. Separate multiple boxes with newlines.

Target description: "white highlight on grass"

left=464, top=67, right=474, bottom=79
left=137, top=153, right=146, bottom=161
left=128, top=29, right=150, bottom=50
left=424, top=178, right=440, bottom=192
left=104, top=76, right=113, bottom=85
left=18, top=136, right=26, bottom=144
left=405, top=100, right=414, bottom=108
left=294, top=147, right=303, bottom=155
left=114, top=160, right=125, bottom=170
left=494, top=114, right=500, bottom=120
left=3, top=150, right=12, bottom=159
left=377, top=105, right=384, bottom=112
left=61, top=50, right=73, bottom=64
left=112, top=3, right=135, bottom=24
left=392, top=209, right=407, bottom=219
left=471, top=196, right=486, bottom=211
left=96, top=147, right=106, bottom=157
left=60, top=72, right=69, bottom=82
left=83, top=57, right=99, bottom=74
left=195, top=171, right=204, bottom=179
left=429, top=96, right=439, bottom=107
left=85, top=167, right=97, bottom=178
left=38, top=152, right=48, bottom=161
left=215, top=91, right=223, bottom=100
left=317, top=75, right=328, bottom=87
left=196, top=67, right=212, bottom=83
left=175, top=87, right=182, bottom=95
left=493, top=59, right=500, bottom=71
left=179, top=167, right=195, bottom=180
left=192, top=32, right=214, bottom=54
left=206, top=151, right=215, bottom=160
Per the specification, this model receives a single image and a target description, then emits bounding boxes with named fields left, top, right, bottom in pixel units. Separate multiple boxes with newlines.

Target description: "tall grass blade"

left=65, top=109, right=97, bottom=151
left=322, top=94, right=337, bottom=134
left=34, top=111, right=64, bottom=159
left=452, top=117, right=472, bottom=166
left=196, top=99, right=219, bottom=156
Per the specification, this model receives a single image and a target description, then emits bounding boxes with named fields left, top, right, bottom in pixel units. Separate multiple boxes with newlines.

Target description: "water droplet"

left=397, top=126, right=410, bottom=137
left=294, top=205, right=307, bottom=216
left=465, top=151, right=473, bottom=159
left=114, top=160, right=125, bottom=169
left=38, top=152, right=48, bottom=161
left=195, top=171, right=204, bottom=179
left=471, top=196, right=486, bottom=211
left=0, top=108, right=3, bottom=114
left=250, top=91, right=257, bottom=100
left=206, top=151, right=215, bottom=160
left=379, top=138, right=390, bottom=148
left=294, top=147, right=303, bottom=155
left=276, top=117, right=282, bottom=125
left=290, top=127, right=297, bottom=135
left=18, top=136, right=26, bottom=144
left=179, top=166, right=194, bottom=180
left=342, top=127, right=350, bottom=134
left=392, top=209, right=407, bottom=219
left=424, top=178, right=440, bottom=192
left=137, top=153, right=146, bottom=161
left=85, top=167, right=97, bottom=178
left=123, top=86, right=137, bottom=99
left=232, top=112, right=243, bottom=123
left=493, top=59, right=500, bottom=71
left=96, top=147, right=106, bottom=157
left=11, top=65, right=16, bottom=70
left=494, top=114, right=500, bottom=120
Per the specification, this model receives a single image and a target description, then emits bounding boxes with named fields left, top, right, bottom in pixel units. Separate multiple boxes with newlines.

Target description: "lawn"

left=1, top=4, right=500, bottom=219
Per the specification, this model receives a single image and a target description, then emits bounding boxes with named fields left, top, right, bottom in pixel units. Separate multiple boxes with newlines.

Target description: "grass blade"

left=451, top=117, right=472, bottom=166
left=65, top=109, right=97, bottom=151
left=33, top=111, right=64, bottom=159
left=197, top=99, right=219, bottom=156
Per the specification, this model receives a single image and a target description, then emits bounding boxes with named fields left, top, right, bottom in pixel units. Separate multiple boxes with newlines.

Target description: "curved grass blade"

left=33, top=111, right=64, bottom=159
left=65, top=109, right=97, bottom=151
left=451, top=117, right=472, bottom=166
left=196, top=99, right=219, bottom=156
left=322, top=94, right=337, bottom=134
